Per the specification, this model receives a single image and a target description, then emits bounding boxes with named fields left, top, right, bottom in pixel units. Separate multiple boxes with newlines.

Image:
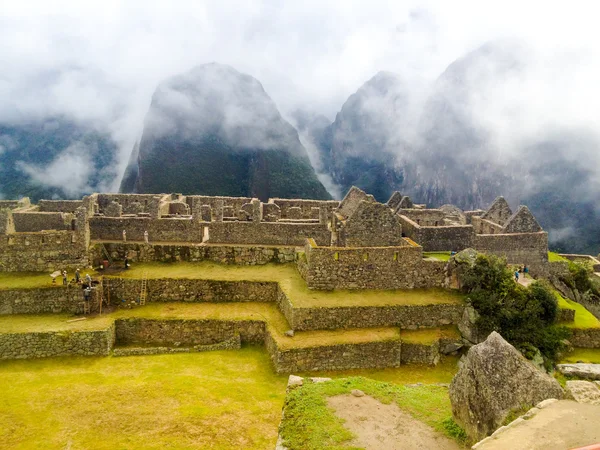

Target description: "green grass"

left=555, top=292, right=600, bottom=329
left=548, top=252, right=569, bottom=262
left=423, top=252, right=452, bottom=262
left=560, top=348, right=600, bottom=363
left=298, top=356, right=460, bottom=385
left=399, top=326, right=460, bottom=345
left=279, top=377, right=465, bottom=450
left=0, top=347, right=289, bottom=450
left=0, top=270, right=98, bottom=290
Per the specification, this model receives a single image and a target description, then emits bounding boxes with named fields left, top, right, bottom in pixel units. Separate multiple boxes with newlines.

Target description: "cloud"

left=1, top=0, right=600, bottom=197
left=16, top=142, right=95, bottom=197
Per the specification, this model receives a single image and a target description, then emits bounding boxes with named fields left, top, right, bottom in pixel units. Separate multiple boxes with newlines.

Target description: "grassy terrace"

left=423, top=251, right=452, bottom=261
left=400, top=325, right=460, bottom=344
left=0, top=270, right=99, bottom=290
left=0, top=303, right=407, bottom=350
left=555, top=292, right=600, bottom=329
left=0, top=349, right=462, bottom=450
left=116, top=261, right=466, bottom=308
left=548, top=251, right=569, bottom=262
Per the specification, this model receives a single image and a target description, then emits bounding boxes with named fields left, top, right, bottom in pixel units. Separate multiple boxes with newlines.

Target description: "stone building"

left=0, top=187, right=549, bottom=283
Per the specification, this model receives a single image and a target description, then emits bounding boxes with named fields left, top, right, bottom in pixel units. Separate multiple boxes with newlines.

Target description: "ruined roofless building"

left=0, top=187, right=549, bottom=285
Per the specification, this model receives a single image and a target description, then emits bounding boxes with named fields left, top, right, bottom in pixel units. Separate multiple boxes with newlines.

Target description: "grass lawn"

left=279, top=377, right=465, bottom=450
left=423, top=252, right=452, bottom=262
left=399, top=326, right=460, bottom=345
left=560, top=348, right=600, bottom=364
left=0, top=348, right=462, bottom=450
left=548, top=251, right=569, bottom=262
left=555, top=292, right=600, bottom=329
left=0, top=347, right=288, bottom=450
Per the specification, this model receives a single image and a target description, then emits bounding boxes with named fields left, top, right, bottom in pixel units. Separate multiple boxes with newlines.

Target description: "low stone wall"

left=570, top=328, right=600, bottom=348
left=301, top=240, right=447, bottom=290
left=400, top=342, right=440, bottom=365
left=559, top=308, right=576, bottom=323
left=266, top=333, right=402, bottom=373
left=0, top=323, right=115, bottom=360
left=112, top=334, right=242, bottom=356
left=38, top=200, right=84, bottom=213
left=289, top=303, right=464, bottom=331
left=115, top=318, right=266, bottom=345
left=13, top=211, right=71, bottom=232
left=0, top=287, right=87, bottom=315
left=105, top=278, right=278, bottom=304
left=91, top=242, right=296, bottom=266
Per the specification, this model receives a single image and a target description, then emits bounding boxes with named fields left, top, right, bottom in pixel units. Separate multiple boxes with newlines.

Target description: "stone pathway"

left=473, top=400, right=600, bottom=450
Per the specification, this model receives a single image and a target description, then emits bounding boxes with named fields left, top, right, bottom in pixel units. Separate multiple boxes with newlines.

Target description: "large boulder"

left=449, top=331, right=564, bottom=441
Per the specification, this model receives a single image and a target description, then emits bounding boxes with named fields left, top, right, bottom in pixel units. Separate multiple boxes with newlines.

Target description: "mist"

left=2, top=0, right=600, bottom=204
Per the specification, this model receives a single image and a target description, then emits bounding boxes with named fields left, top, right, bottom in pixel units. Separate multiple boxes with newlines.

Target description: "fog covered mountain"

left=122, top=63, right=331, bottom=200
left=307, top=42, right=600, bottom=254
left=0, top=117, right=119, bottom=201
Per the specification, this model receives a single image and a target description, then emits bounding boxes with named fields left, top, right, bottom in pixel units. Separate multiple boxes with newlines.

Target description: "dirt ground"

left=327, top=394, right=460, bottom=450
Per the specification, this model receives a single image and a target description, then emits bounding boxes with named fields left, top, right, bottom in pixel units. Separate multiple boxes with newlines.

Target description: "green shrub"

left=460, top=254, right=570, bottom=364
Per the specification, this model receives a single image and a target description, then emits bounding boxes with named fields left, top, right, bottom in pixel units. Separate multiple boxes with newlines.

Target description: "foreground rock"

left=449, top=331, right=564, bottom=441
left=557, top=363, right=600, bottom=380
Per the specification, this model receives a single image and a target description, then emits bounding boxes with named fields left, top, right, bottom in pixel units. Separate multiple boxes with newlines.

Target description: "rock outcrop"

left=449, top=331, right=564, bottom=441
left=558, top=363, right=600, bottom=381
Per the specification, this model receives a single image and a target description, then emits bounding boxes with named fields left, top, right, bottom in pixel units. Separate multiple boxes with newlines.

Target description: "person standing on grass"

left=62, top=270, right=68, bottom=286
left=85, top=273, right=92, bottom=287
left=75, top=268, right=81, bottom=284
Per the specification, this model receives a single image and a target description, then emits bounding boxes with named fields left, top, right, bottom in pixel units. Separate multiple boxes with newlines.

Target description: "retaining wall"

left=91, top=242, right=297, bottom=265
left=0, top=323, right=115, bottom=360
left=570, top=328, right=600, bottom=348
left=104, top=278, right=278, bottom=304
left=0, top=287, right=87, bottom=315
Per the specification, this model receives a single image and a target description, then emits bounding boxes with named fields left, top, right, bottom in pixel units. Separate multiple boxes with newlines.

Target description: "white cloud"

left=16, top=143, right=94, bottom=197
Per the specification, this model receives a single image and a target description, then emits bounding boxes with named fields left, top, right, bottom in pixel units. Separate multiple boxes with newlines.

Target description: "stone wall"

left=271, top=199, right=339, bottom=220
left=471, top=217, right=505, bottom=235
left=91, top=242, right=296, bottom=266
left=300, top=240, right=446, bottom=290
left=115, top=318, right=266, bottom=345
left=96, top=194, right=168, bottom=217
left=569, top=328, right=600, bottom=348
left=0, top=323, right=115, bottom=360
left=398, top=209, right=445, bottom=226
left=0, top=287, right=87, bottom=314
left=89, top=216, right=331, bottom=246
left=187, top=195, right=252, bottom=218
left=13, top=211, right=71, bottom=232
left=398, top=215, right=474, bottom=252
left=474, top=232, right=549, bottom=274
left=38, top=200, right=84, bottom=213
left=104, top=277, right=278, bottom=304
left=0, top=230, right=88, bottom=272
left=341, top=201, right=404, bottom=247
left=337, top=186, right=375, bottom=218
left=0, top=209, right=15, bottom=235
left=400, top=342, right=440, bottom=365
left=288, top=303, right=464, bottom=331
left=266, top=333, right=402, bottom=373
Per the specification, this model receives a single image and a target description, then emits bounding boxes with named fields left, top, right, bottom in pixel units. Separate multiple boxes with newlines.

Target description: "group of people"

left=514, top=265, right=529, bottom=282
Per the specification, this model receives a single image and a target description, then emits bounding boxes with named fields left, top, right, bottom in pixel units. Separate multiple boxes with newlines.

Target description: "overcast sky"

left=2, top=0, right=600, bottom=185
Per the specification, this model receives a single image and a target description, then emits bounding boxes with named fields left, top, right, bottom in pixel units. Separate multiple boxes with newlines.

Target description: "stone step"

left=565, top=380, right=600, bottom=405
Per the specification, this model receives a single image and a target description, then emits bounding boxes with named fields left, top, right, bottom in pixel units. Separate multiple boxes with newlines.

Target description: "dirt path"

left=475, top=400, right=600, bottom=450
left=327, top=394, right=460, bottom=450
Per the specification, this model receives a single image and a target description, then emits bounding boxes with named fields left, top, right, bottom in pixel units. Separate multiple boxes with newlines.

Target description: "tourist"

left=83, top=286, right=91, bottom=302
left=62, top=270, right=68, bottom=286
left=524, top=265, right=529, bottom=274
left=124, top=257, right=129, bottom=269
left=144, top=230, right=149, bottom=244
left=85, top=273, right=92, bottom=287
left=514, top=270, right=519, bottom=282
left=75, top=268, right=81, bottom=284
left=122, top=230, right=127, bottom=242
